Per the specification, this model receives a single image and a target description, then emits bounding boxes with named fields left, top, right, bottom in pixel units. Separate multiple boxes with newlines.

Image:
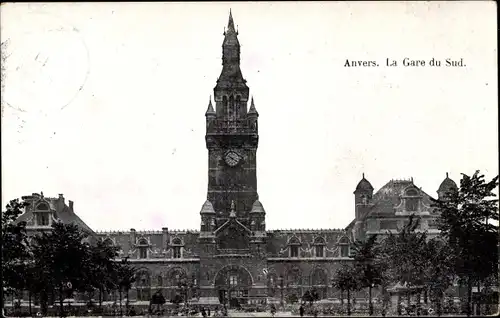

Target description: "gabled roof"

left=16, top=194, right=94, bottom=235
left=214, top=217, right=251, bottom=235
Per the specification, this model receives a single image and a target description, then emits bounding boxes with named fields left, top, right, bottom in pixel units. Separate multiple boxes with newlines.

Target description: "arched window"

left=339, top=237, right=350, bottom=257
left=235, top=95, right=241, bottom=115
left=103, top=238, right=114, bottom=246
left=138, top=238, right=148, bottom=259
left=406, top=189, right=418, bottom=196
left=136, top=270, right=151, bottom=301
left=314, top=237, right=326, bottom=257
left=36, top=202, right=49, bottom=210
left=288, top=237, right=300, bottom=258
left=310, top=267, right=328, bottom=299
left=157, top=275, right=163, bottom=286
left=223, top=96, right=228, bottom=108
left=286, top=266, right=302, bottom=286
left=228, top=95, right=235, bottom=118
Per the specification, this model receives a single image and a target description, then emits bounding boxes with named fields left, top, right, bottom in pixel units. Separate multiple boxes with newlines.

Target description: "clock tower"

left=202, top=10, right=263, bottom=230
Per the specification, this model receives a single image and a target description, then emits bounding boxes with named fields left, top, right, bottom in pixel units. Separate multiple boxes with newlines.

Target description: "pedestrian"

left=201, top=307, right=207, bottom=317
left=207, top=307, right=211, bottom=316
left=270, top=304, right=276, bottom=317
left=299, top=304, right=304, bottom=317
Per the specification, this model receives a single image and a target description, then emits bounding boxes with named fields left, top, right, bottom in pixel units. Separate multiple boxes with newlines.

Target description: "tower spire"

left=227, top=9, right=235, bottom=33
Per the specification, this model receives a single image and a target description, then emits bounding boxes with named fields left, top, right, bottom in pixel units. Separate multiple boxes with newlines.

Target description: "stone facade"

left=15, top=12, right=459, bottom=307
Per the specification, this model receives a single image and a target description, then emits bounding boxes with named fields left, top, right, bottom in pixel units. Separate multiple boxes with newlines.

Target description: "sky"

left=1, top=2, right=498, bottom=231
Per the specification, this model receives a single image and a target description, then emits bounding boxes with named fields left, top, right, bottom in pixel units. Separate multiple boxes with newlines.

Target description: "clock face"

left=224, top=150, right=241, bottom=167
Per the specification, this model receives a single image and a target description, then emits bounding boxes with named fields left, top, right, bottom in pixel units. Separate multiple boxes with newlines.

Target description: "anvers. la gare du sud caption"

left=344, top=57, right=465, bottom=67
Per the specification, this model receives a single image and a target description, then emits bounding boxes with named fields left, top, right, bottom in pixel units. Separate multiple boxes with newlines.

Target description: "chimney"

left=162, top=227, right=169, bottom=250
left=68, top=200, right=74, bottom=210
left=130, top=228, right=136, bottom=246
left=58, top=194, right=65, bottom=202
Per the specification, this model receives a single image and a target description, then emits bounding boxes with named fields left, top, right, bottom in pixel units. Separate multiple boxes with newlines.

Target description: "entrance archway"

left=214, top=265, right=253, bottom=307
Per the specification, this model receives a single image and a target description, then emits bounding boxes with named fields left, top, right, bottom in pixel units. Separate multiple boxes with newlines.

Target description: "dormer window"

left=138, top=238, right=148, bottom=259
left=404, top=188, right=420, bottom=212
left=339, top=237, right=350, bottom=257
left=313, top=237, right=326, bottom=257
left=171, top=237, right=183, bottom=259
left=36, top=213, right=49, bottom=226
left=288, top=237, right=300, bottom=258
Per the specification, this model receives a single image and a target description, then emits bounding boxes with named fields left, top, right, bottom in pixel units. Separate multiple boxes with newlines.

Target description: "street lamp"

left=278, top=276, right=284, bottom=307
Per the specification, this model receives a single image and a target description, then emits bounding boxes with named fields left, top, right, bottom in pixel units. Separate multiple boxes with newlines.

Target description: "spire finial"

left=248, top=96, right=258, bottom=116
left=362, top=173, right=365, bottom=179
left=446, top=172, right=449, bottom=178
left=227, top=9, right=235, bottom=33
left=229, top=200, right=236, bottom=218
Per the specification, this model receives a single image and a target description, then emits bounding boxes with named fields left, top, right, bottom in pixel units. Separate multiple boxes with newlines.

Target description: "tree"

left=114, top=258, right=136, bottom=315
left=302, top=288, right=319, bottom=306
left=352, top=234, right=384, bottom=316
left=31, top=222, right=93, bottom=317
left=379, top=215, right=429, bottom=310
left=1, top=199, right=30, bottom=311
left=431, top=171, right=499, bottom=317
left=87, top=239, right=120, bottom=308
left=332, top=264, right=360, bottom=316
left=424, top=238, right=455, bottom=316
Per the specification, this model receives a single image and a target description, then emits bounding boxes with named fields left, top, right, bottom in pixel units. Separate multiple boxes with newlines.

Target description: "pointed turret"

left=200, top=200, right=216, bottom=214
left=216, top=10, right=246, bottom=90
left=205, top=96, right=216, bottom=117
left=248, top=96, right=259, bottom=117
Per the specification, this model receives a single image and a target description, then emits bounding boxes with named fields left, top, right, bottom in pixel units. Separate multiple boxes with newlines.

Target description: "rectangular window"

left=37, top=213, right=49, bottom=226
left=380, top=220, right=398, bottom=230
left=340, top=245, right=349, bottom=257
left=173, top=247, right=181, bottom=258
left=290, top=246, right=299, bottom=257
left=315, top=245, right=324, bottom=257
left=405, top=198, right=419, bottom=212
left=139, top=247, right=147, bottom=259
